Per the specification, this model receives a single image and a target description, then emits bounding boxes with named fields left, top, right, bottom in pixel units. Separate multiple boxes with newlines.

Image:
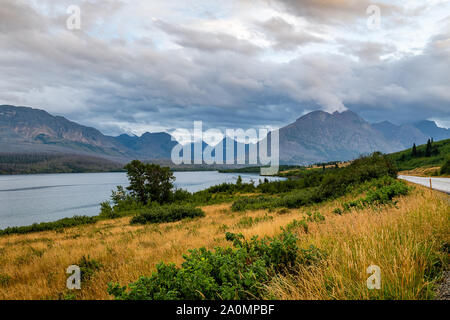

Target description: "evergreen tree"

left=236, top=175, right=243, bottom=187
left=425, top=139, right=432, bottom=157
left=412, top=143, right=417, bottom=157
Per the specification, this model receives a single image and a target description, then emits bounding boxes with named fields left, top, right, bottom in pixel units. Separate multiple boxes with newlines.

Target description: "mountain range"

left=0, top=104, right=448, bottom=165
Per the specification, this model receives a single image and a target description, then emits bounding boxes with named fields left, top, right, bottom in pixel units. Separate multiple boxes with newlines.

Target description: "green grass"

left=388, top=138, right=450, bottom=171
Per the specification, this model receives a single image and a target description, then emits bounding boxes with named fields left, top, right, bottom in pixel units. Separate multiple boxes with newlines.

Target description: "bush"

left=108, top=230, right=305, bottom=300
left=342, top=178, right=409, bottom=210
left=285, top=219, right=308, bottom=234
left=130, top=205, right=205, bottom=224
left=231, top=196, right=276, bottom=212
left=441, top=157, right=450, bottom=175
left=235, top=214, right=273, bottom=228
left=0, top=274, right=11, bottom=287
left=0, top=215, right=98, bottom=236
left=78, top=255, right=102, bottom=281
left=318, top=152, right=397, bottom=199
left=230, top=153, right=398, bottom=212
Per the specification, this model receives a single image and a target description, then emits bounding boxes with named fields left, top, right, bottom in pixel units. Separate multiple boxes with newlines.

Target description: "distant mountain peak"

left=296, top=110, right=331, bottom=122
left=1, top=104, right=449, bottom=165
left=415, top=119, right=438, bottom=129
left=412, top=119, right=449, bottom=141
left=333, top=110, right=365, bottom=123
left=296, top=109, right=364, bottom=124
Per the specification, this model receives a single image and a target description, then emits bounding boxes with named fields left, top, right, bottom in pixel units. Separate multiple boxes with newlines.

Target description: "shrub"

left=130, top=205, right=205, bottom=225
left=285, top=219, right=308, bottom=234
left=342, top=178, right=409, bottom=211
left=0, top=274, right=11, bottom=287
left=230, top=153, right=398, bottom=212
left=235, top=214, right=273, bottom=228
left=78, top=255, right=102, bottom=281
left=441, top=157, right=450, bottom=175
left=362, top=180, right=409, bottom=205
left=99, top=202, right=115, bottom=218
left=297, top=245, right=327, bottom=265
left=306, top=211, right=325, bottom=222
left=171, top=189, right=192, bottom=202
left=231, top=195, right=276, bottom=212
left=318, top=152, right=397, bottom=200
left=276, top=188, right=319, bottom=208
left=108, top=230, right=306, bottom=300
left=0, top=215, right=98, bottom=236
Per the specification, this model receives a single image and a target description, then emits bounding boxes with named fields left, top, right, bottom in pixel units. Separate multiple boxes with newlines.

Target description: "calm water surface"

left=0, top=171, right=282, bottom=229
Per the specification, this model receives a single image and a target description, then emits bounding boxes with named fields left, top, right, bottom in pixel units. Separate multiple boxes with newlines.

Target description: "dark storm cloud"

left=0, top=0, right=449, bottom=135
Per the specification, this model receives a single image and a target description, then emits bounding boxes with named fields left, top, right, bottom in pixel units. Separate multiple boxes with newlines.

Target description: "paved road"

left=398, top=175, right=450, bottom=194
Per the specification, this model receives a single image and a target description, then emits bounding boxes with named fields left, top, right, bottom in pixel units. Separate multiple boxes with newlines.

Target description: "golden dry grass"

left=266, top=187, right=450, bottom=300
left=0, top=183, right=448, bottom=300
left=399, top=166, right=444, bottom=177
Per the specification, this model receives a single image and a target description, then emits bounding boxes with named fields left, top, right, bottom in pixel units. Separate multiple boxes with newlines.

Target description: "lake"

left=0, top=171, right=283, bottom=229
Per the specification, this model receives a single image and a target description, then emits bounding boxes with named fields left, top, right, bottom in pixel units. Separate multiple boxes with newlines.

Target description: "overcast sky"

left=1, top=0, right=449, bottom=136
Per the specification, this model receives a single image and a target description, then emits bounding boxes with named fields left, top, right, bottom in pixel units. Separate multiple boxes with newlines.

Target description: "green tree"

left=425, top=139, right=432, bottom=157
left=124, top=160, right=175, bottom=204
left=412, top=143, right=417, bottom=157
left=236, top=175, right=243, bottom=187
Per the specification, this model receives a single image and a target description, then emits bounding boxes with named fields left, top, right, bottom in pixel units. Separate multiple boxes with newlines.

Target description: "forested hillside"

left=387, top=138, right=450, bottom=171
left=0, top=153, right=124, bottom=174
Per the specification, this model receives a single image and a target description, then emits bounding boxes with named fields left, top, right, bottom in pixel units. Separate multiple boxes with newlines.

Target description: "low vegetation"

left=130, top=205, right=204, bottom=225
left=108, top=230, right=308, bottom=300
left=0, top=179, right=447, bottom=299
left=0, top=152, right=448, bottom=300
left=441, top=156, right=450, bottom=175
left=341, top=177, right=410, bottom=211
left=0, top=153, right=124, bottom=175
left=0, top=216, right=97, bottom=236
left=231, top=152, right=398, bottom=212
left=0, top=153, right=400, bottom=235
left=389, top=138, right=450, bottom=172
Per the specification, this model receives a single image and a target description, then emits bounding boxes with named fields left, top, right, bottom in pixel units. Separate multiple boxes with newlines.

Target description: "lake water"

left=0, top=171, right=282, bottom=229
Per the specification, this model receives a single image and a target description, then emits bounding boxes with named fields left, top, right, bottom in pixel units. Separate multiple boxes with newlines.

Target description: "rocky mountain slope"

left=1, top=105, right=448, bottom=165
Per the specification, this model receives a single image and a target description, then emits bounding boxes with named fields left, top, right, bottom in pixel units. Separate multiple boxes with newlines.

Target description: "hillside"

left=388, top=138, right=450, bottom=171
left=1, top=105, right=450, bottom=166
left=0, top=153, right=125, bottom=175
left=0, top=105, right=177, bottom=161
left=277, top=110, right=402, bottom=163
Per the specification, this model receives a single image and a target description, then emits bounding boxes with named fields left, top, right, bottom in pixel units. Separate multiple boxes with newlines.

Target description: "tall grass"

left=266, top=191, right=449, bottom=300
left=0, top=186, right=447, bottom=299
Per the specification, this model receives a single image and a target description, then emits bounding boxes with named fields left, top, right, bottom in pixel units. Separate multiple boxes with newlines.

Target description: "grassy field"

left=0, top=182, right=448, bottom=300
